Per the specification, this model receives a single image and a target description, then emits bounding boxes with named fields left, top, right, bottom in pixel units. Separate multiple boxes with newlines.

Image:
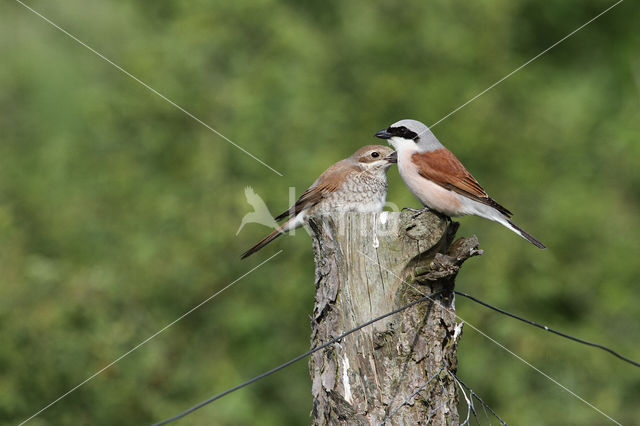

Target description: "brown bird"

left=241, top=145, right=397, bottom=258
left=375, top=119, right=545, bottom=249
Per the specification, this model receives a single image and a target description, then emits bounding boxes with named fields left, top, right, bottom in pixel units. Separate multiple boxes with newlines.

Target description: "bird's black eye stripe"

left=371, top=152, right=380, bottom=158
left=388, top=126, right=418, bottom=140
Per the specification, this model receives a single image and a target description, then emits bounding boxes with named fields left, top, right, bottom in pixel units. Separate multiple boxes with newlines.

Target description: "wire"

left=153, top=291, right=441, bottom=425
left=357, top=249, right=622, bottom=424
left=454, top=291, right=640, bottom=368
left=14, top=0, right=284, bottom=177
left=155, top=271, right=638, bottom=425
left=18, top=251, right=283, bottom=426
left=447, top=369, right=508, bottom=426
left=429, top=0, right=624, bottom=128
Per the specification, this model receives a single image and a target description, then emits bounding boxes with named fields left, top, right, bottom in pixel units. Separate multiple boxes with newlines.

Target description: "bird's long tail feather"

left=504, top=219, right=546, bottom=249
left=241, top=215, right=301, bottom=259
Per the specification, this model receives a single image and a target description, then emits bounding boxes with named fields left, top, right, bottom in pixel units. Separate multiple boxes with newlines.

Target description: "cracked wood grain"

left=309, top=212, right=481, bottom=425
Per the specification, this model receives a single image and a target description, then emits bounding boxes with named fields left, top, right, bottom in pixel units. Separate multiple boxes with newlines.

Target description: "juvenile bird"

left=375, top=119, right=545, bottom=249
left=241, top=145, right=397, bottom=258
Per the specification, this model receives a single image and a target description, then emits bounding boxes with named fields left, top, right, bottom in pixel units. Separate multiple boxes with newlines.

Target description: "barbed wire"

left=153, top=291, right=442, bottom=425
left=454, top=291, right=640, bottom=368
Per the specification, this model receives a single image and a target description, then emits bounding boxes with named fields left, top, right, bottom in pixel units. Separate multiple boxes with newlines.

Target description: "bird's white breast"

left=396, top=144, right=467, bottom=217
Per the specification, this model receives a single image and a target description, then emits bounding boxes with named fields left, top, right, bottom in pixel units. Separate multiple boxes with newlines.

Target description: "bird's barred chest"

left=311, top=172, right=388, bottom=215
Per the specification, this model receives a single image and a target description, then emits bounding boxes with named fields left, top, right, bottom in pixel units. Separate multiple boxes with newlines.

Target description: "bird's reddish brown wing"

left=274, top=161, right=357, bottom=221
left=412, top=149, right=512, bottom=217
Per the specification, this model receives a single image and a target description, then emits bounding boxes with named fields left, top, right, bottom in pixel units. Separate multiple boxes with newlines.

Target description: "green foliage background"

left=2, top=0, right=639, bottom=424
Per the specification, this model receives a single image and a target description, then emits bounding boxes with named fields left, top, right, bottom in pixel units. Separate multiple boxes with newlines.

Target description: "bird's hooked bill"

left=375, top=129, right=392, bottom=139
left=385, top=151, right=398, bottom=163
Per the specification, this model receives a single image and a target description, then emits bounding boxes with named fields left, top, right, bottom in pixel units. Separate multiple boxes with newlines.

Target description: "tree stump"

left=308, top=211, right=481, bottom=425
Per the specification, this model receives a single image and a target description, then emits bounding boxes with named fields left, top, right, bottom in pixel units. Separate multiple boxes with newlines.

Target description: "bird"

left=375, top=119, right=545, bottom=249
left=235, top=186, right=279, bottom=236
left=241, top=145, right=397, bottom=258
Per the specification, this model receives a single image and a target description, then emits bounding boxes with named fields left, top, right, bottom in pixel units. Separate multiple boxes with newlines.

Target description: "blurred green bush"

left=1, top=0, right=639, bottom=424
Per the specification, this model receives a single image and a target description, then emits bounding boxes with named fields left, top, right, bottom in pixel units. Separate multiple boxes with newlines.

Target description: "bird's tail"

left=502, top=218, right=546, bottom=249
left=241, top=215, right=301, bottom=259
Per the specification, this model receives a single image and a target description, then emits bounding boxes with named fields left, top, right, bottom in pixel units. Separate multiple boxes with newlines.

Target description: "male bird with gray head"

left=241, top=145, right=397, bottom=258
left=375, top=119, right=545, bottom=249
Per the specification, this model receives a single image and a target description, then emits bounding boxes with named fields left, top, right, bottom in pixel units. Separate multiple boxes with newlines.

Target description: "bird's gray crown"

left=388, top=119, right=443, bottom=151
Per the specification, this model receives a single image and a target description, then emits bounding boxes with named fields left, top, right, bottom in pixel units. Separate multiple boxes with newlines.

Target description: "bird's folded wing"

left=412, top=149, right=512, bottom=217
left=274, top=161, right=357, bottom=221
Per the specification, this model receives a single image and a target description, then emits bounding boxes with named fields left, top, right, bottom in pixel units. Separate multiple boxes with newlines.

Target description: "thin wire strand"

left=18, top=251, right=283, bottom=426
left=14, top=0, right=284, bottom=177
left=14, top=0, right=627, bottom=421
left=429, top=0, right=624, bottom=128
left=158, top=247, right=623, bottom=425
left=447, top=369, right=508, bottom=426
left=356, top=250, right=622, bottom=425
left=153, top=291, right=442, bottom=425
left=461, top=319, right=622, bottom=425
left=455, top=372, right=473, bottom=426
left=454, top=291, right=640, bottom=368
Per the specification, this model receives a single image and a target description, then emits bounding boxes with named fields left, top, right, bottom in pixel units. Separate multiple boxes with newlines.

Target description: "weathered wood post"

left=308, top=211, right=481, bottom=425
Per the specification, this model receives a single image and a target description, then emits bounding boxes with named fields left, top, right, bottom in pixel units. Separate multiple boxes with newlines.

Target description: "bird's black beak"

left=384, top=151, right=397, bottom=163
left=375, top=129, right=392, bottom=140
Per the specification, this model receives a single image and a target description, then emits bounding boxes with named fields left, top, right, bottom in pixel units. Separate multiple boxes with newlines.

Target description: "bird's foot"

left=402, top=206, right=431, bottom=219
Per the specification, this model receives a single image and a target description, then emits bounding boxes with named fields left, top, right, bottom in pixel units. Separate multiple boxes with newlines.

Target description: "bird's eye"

left=371, top=152, right=380, bottom=158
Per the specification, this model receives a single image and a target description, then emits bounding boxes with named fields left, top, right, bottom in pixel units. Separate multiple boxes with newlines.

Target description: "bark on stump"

left=308, top=211, right=481, bottom=425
